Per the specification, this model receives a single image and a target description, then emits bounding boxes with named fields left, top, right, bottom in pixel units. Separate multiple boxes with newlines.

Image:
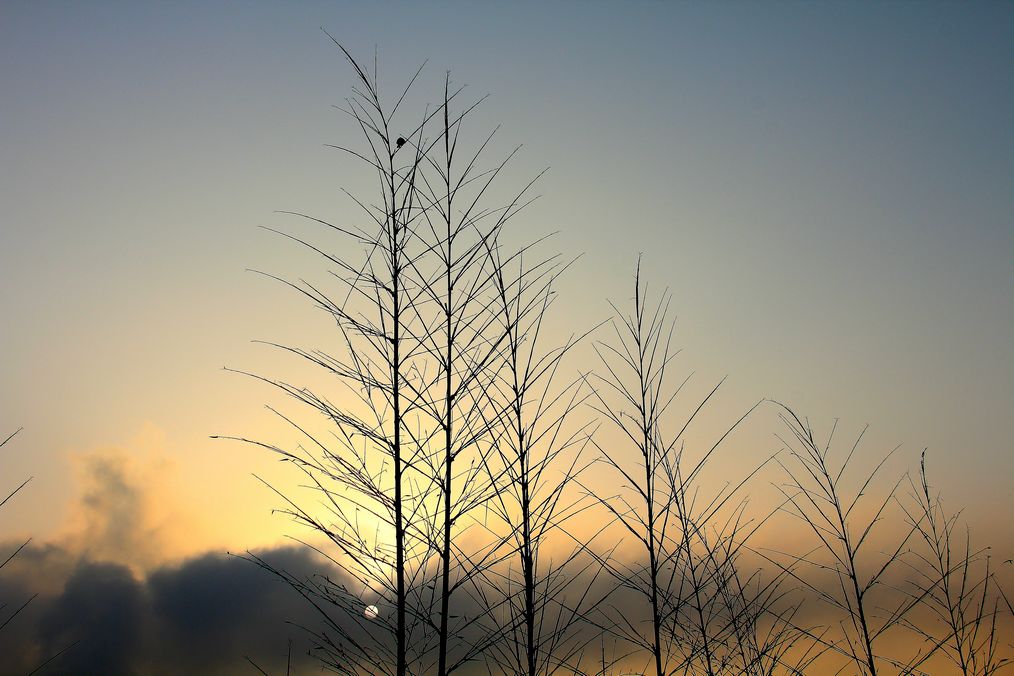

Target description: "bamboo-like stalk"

left=587, top=262, right=783, bottom=675
left=219, top=37, right=442, bottom=674
left=899, top=453, right=1012, bottom=675
left=475, top=236, right=601, bottom=675
left=769, top=403, right=921, bottom=676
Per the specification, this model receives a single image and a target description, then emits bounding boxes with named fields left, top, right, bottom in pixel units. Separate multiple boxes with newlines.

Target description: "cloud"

left=38, top=562, right=145, bottom=676
left=0, top=427, right=340, bottom=675
left=145, top=547, right=328, bottom=673
left=57, top=425, right=194, bottom=572
left=65, top=450, right=159, bottom=569
left=0, top=545, right=333, bottom=676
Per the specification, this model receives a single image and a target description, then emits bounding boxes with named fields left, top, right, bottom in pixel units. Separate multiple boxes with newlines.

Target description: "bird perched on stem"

left=396, top=137, right=406, bottom=149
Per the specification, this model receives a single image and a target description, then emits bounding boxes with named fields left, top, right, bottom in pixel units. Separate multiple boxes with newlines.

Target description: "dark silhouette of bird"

left=396, top=137, right=406, bottom=149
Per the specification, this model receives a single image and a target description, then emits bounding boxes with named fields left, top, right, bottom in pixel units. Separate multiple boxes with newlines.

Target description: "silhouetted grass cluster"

left=233, top=42, right=1012, bottom=676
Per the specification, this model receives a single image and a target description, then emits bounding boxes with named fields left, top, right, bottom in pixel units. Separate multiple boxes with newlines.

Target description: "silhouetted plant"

left=899, top=453, right=1012, bottom=675
left=404, top=70, right=577, bottom=675
left=586, top=263, right=793, bottom=675
left=220, top=36, right=443, bottom=674
left=229, top=40, right=1014, bottom=676
left=0, top=428, right=34, bottom=635
left=223, top=36, right=597, bottom=676
left=768, top=404, right=923, bottom=676
left=468, top=231, right=608, bottom=675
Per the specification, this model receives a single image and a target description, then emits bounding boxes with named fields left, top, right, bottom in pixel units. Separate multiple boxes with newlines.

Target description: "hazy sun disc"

left=364, top=604, right=379, bottom=620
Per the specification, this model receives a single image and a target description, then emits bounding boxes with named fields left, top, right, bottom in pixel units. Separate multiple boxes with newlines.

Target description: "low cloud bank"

left=0, top=543, right=331, bottom=675
left=0, top=433, right=345, bottom=674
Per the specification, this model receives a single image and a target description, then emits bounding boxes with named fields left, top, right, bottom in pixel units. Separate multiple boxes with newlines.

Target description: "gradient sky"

left=2, top=0, right=1012, bottom=569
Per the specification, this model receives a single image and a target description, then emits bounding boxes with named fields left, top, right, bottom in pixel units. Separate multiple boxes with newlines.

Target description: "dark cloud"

left=38, top=562, right=145, bottom=676
left=145, top=547, right=327, bottom=673
left=0, top=441, right=344, bottom=675
left=0, top=544, right=334, bottom=676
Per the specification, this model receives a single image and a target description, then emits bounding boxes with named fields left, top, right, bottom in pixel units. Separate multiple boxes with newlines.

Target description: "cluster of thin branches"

left=899, top=453, right=1012, bottom=675
left=581, top=267, right=812, bottom=676
left=0, top=428, right=79, bottom=676
left=232, top=41, right=1013, bottom=676
left=766, top=408, right=1012, bottom=675
left=1, top=428, right=34, bottom=635
left=224, top=37, right=607, bottom=676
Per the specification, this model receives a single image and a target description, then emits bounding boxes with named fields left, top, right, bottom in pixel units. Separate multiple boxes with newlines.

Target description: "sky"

left=1, top=1, right=1012, bottom=672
